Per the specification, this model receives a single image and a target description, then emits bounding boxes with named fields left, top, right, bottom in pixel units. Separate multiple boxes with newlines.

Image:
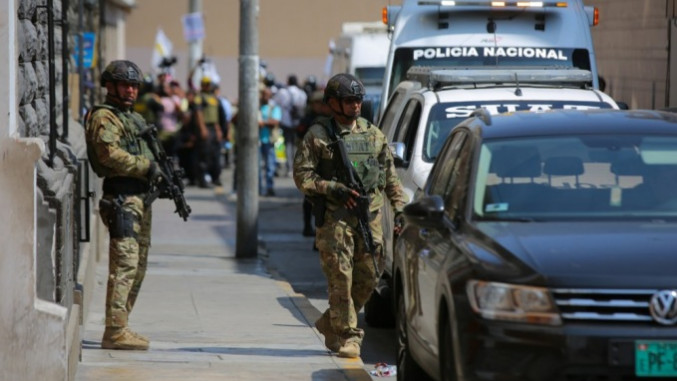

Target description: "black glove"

left=394, top=211, right=405, bottom=236
left=330, top=183, right=354, bottom=204
left=147, top=162, right=167, bottom=185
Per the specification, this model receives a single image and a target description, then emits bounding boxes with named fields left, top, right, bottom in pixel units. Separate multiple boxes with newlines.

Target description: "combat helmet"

left=100, top=60, right=143, bottom=87
left=323, top=73, right=365, bottom=103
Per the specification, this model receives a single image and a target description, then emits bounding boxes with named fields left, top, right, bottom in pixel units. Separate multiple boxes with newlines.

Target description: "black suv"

left=395, top=109, right=677, bottom=381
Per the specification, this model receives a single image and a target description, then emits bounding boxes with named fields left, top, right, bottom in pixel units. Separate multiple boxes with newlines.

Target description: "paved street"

left=74, top=165, right=394, bottom=381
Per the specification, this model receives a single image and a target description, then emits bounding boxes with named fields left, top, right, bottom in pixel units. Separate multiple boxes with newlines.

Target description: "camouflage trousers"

left=315, top=209, right=384, bottom=345
left=99, top=193, right=152, bottom=328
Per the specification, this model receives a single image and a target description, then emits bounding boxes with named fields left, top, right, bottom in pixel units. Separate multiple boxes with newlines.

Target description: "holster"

left=100, top=196, right=137, bottom=239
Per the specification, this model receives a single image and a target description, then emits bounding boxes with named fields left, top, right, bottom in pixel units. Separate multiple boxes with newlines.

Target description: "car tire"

left=396, top=289, right=432, bottom=381
left=439, top=314, right=458, bottom=381
left=364, top=288, right=395, bottom=328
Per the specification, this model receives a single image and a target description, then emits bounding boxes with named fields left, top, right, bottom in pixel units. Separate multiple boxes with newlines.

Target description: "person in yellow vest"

left=193, top=77, right=224, bottom=187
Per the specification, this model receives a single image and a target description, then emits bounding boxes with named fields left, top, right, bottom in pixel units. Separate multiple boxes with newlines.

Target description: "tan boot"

left=338, top=341, right=361, bottom=358
left=102, top=327, right=149, bottom=350
left=129, top=330, right=149, bottom=343
left=314, top=317, right=340, bottom=352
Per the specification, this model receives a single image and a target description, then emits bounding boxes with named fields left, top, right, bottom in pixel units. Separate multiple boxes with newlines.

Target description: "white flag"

left=152, top=28, right=173, bottom=74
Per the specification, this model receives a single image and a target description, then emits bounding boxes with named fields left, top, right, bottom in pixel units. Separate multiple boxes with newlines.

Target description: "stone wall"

left=1, top=0, right=102, bottom=379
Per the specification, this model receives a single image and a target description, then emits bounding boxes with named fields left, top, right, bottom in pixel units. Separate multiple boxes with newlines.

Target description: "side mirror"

left=389, top=142, right=406, bottom=167
left=616, top=101, right=629, bottom=110
left=403, top=195, right=445, bottom=228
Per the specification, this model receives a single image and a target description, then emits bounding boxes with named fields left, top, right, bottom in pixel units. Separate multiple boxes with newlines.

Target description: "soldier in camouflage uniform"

left=293, top=73, right=407, bottom=358
left=85, top=60, right=166, bottom=350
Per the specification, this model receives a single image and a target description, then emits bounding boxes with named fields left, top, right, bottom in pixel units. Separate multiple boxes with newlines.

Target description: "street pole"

left=188, top=0, right=203, bottom=79
left=236, top=0, right=259, bottom=258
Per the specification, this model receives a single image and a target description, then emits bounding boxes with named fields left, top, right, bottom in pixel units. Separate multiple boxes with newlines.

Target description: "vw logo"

left=650, top=290, right=677, bottom=325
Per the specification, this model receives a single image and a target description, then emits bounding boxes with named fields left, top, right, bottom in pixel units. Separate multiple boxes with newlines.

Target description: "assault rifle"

left=138, top=126, right=192, bottom=221
left=326, top=123, right=379, bottom=277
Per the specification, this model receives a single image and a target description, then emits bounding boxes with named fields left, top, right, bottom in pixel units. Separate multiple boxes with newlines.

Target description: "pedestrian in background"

left=156, top=79, right=186, bottom=160
left=292, top=74, right=407, bottom=358
left=274, top=74, right=307, bottom=176
left=214, top=84, right=233, bottom=169
left=259, top=86, right=282, bottom=197
left=84, top=60, right=166, bottom=351
left=296, top=89, right=330, bottom=237
left=193, top=77, right=224, bottom=188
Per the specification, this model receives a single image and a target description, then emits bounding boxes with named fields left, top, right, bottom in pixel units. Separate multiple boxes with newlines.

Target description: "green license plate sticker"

left=636, top=340, right=677, bottom=377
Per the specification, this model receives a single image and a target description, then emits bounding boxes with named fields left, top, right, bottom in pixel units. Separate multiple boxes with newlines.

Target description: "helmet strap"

left=105, top=82, right=131, bottom=110
left=329, top=97, right=359, bottom=122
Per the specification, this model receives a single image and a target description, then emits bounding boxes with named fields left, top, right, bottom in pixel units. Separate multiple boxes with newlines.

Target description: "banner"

left=152, top=28, right=174, bottom=75
left=73, top=32, right=96, bottom=69
left=182, top=12, right=205, bottom=42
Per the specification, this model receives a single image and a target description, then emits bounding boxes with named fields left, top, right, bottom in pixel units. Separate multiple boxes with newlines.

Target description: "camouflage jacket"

left=293, top=116, right=408, bottom=213
left=85, top=103, right=154, bottom=179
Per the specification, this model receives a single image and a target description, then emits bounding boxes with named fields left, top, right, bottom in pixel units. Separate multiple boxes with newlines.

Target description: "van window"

left=355, top=67, right=386, bottom=87
left=394, top=100, right=422, bottom=165
left=379, top=91, right=405, bottom=134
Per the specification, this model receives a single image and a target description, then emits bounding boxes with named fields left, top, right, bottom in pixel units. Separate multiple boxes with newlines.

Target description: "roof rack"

left=405, top=66, right=593, bottom=89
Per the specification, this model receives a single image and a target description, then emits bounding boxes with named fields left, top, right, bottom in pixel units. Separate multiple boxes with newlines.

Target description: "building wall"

left=1, top=0, right=133, bottom=379
left=590, top=0, right=676, bottom=109
left=125, top=0, right=396, bottom=100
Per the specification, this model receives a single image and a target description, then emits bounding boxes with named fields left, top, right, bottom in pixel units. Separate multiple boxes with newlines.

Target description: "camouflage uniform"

left=293, top=113, right=407, bottom=350
left=85, top=60, right=156, bottom=347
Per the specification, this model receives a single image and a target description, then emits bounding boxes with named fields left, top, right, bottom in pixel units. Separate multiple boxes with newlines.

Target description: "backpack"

left=288, top=89, right=304, bottom=124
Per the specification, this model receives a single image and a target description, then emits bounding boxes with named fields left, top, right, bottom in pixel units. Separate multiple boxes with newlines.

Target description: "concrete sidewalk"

left=74, top=166, right=374, bottom=381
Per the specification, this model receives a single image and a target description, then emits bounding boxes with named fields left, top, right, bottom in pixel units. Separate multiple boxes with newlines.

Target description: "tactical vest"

left=195, top=93, right=220, bottom=125
left=316, top=117, right=385, bottom=193
left=86, top=104, right=154, bottom=178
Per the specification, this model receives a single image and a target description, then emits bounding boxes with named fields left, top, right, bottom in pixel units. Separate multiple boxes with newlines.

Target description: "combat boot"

left=314, top=317, right=340, bottom=352
left=102, top=327, right=149, bottom=350
left=338, top=341, right=361, bottom=358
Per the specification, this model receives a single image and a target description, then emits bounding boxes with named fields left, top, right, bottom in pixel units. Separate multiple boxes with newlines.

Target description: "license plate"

left=636, top=340, right=677, bottom=377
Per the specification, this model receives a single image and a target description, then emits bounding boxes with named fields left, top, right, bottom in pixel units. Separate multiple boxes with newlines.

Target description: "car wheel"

left=364, top=289, right=395, bottom=328
left=396, top=290, right=431, bottom=381
left=439, top=315, right=458, bottom=381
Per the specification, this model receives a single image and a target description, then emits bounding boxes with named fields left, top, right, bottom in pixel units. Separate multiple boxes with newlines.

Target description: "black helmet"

left=100, top=60, right=143, bottom=87
left=323, top=73, right=365, bottom=103
left=263, top=73, right=276, bottom=88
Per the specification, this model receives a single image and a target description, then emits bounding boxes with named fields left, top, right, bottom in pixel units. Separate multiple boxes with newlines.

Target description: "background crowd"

left=132, top=60, right=327, bottom=205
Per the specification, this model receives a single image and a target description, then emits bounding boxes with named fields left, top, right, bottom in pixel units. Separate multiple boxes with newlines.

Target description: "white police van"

left=364, top=65, right=619, bottom=327
left=378, top=0, right=601, bottom=121
left=329, top=22, right=390, bottom=121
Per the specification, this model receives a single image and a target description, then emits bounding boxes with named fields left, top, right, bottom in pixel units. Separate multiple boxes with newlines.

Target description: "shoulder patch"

left=100, top=128, right=118, bottom=143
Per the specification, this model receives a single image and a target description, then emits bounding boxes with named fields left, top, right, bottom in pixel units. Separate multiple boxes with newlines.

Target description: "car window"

left=393, top=99, right=422, bottom=164
left=473, top=135, right=677, bottom=221
left=428, top=131, right=468, bottom=197
left=379, top=90, right=404, bottom=135
left=444, top=136, right=472, bottom=219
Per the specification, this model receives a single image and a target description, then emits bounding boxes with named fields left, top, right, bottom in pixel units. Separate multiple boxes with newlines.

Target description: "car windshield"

left=423, top=100, right=615, bottom=163
left=473, top=135, right=677, bottom=221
